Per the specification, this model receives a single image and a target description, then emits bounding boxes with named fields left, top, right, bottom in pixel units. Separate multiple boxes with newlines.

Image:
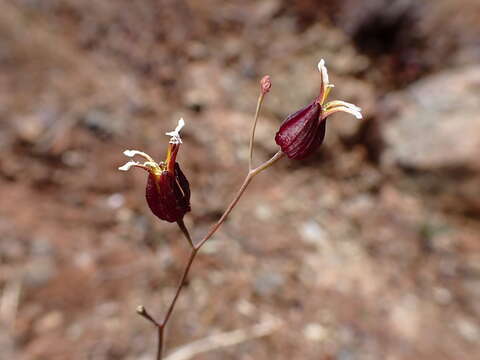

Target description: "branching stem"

left=138, top=80, right=283, bottom=360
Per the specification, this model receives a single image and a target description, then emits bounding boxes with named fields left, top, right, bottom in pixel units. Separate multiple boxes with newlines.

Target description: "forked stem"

left=140, top=76, right=282, bottom=360
left=149, top=150, right=284, bottom=359
left=161, top=246, right=198, bottom=327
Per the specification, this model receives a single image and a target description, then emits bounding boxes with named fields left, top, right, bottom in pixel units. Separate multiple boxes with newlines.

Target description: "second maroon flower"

left=275, top=59, right=363, bottom=160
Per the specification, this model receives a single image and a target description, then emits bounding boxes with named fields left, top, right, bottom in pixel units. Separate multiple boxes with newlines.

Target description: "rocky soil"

left=1, top=1, right=479, bottom=359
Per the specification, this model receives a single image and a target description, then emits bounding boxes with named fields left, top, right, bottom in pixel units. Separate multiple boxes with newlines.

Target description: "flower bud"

left=260, top=75, right=272, bottom=94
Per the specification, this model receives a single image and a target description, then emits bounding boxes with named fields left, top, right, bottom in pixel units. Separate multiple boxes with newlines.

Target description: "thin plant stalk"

left=139, top=80, right=283, bottom=360
left=248, top=92, right=265, bottom=171
left=176, top=219, right=194, bottom=249
left=157, top=327, right=164, bottom=360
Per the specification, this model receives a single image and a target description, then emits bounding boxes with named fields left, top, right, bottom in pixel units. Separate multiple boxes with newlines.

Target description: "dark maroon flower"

left=275, top=59, right=362, bottom=160
left=119, top=119, right=191, bottom=222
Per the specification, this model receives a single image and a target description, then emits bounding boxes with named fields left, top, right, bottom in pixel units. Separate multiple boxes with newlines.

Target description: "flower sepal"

left=145, top=162, right=190, bottom=223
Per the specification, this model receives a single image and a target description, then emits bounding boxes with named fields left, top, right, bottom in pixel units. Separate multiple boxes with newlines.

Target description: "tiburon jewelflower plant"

left=118, top=59, right=362, bottom=360
left=275, top=59, right=362, bottom=159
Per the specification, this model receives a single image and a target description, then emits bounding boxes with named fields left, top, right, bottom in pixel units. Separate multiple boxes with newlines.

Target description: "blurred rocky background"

left=1, top=0, right=479, bottom=359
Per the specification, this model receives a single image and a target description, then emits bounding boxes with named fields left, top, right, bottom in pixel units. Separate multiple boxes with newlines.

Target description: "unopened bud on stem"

left=260, top=75, right=271, bottom=94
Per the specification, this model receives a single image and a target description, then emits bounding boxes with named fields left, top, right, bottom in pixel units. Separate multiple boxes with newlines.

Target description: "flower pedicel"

left=275, top=59, right=363, bottom=160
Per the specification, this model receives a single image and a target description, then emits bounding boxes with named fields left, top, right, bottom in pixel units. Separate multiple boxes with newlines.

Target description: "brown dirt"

left=1, top=1, right=479, bottom=359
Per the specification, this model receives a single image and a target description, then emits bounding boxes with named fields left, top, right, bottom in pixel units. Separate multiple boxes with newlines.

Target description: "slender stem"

left=157, top=326, right=164, bottom=360
left=151, top=75, right=280, bottom=358
left=154, top=150, right=284, bottom=359
left=177, top=219, right=194, bottom=249
left=161, top=247, right=198, bottom=327
left=248, top=93, right=265, bottom=171
left=160, top=171, right=257, bottom=331
left=136, top=305, right=164, bottom=359
left=195, top=174, right=253, bottom=250
left=195, top=151, right=283, bottom=250
left=136, top=305, right=160, bottom=327
left=251, top=150, right=284, bottom=176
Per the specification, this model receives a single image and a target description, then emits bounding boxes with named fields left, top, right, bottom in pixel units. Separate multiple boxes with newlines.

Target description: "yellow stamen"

left=321, top=85, right=334, bottom=104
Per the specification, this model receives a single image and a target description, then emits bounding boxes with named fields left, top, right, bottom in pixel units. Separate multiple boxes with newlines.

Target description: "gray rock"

left=253, top=271, right=285, bottom=297
left=382, top=66, right=480, bottom=171
left=24, top=258, right=56, bottom=288
left=82, top=109, right=121, bottom=138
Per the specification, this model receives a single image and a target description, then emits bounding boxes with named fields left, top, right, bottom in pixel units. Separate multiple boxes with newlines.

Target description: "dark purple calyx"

left=145, top=162, right=191, bottom=222
left=274, top=101, right=326, bottom=160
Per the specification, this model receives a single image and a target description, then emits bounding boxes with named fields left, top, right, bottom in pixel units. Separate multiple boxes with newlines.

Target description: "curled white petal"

left=317, top=59, right=325, bottom=73
left=123, top=149, right=155, bottom=162
left=348, top=108, right=363, bottom=119
left=322, top=106, right=363, bottom=120
left=325, top=100, right=362, bottom=112
left=123, top=149, right=137, bottom=157
left=317, top=58, right=329, bottom=85
left=118, top=160, right=141, bottom=171
left=165, top=118, right=185, bottom=144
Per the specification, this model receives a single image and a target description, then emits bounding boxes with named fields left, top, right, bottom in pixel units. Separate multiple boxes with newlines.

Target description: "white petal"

left=165, top=118, right=185, bottom=144
left=322, top=106, right=363, bottom=120
left=176, top=118, right=185, bottom=132
left=325, top=100, right=362, bottom=112
left=349, top=109, right=363, bottom=119
left=118, top=161, right=140, bottom=171
left=122, top=149, right=152, bottom=161
left=317, top=59, right=325, bottom=72
left=123, top=149, right=138, bottom=157
left=317, top=58, right=329, bottom=85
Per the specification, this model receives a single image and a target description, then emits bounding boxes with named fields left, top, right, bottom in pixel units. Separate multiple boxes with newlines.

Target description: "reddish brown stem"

left=144, top=81, right=282, bottom=359
left=161, top=247, right=198, bottom=327
left=195, top=174, right=253, bottom=250
left=157, top=326, right=164, bottom=360
left=249, top=92, right=265, bottom=171
left=152, top=151, right=284, bottom=359
left=176, top=219, right=194, bottom=249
